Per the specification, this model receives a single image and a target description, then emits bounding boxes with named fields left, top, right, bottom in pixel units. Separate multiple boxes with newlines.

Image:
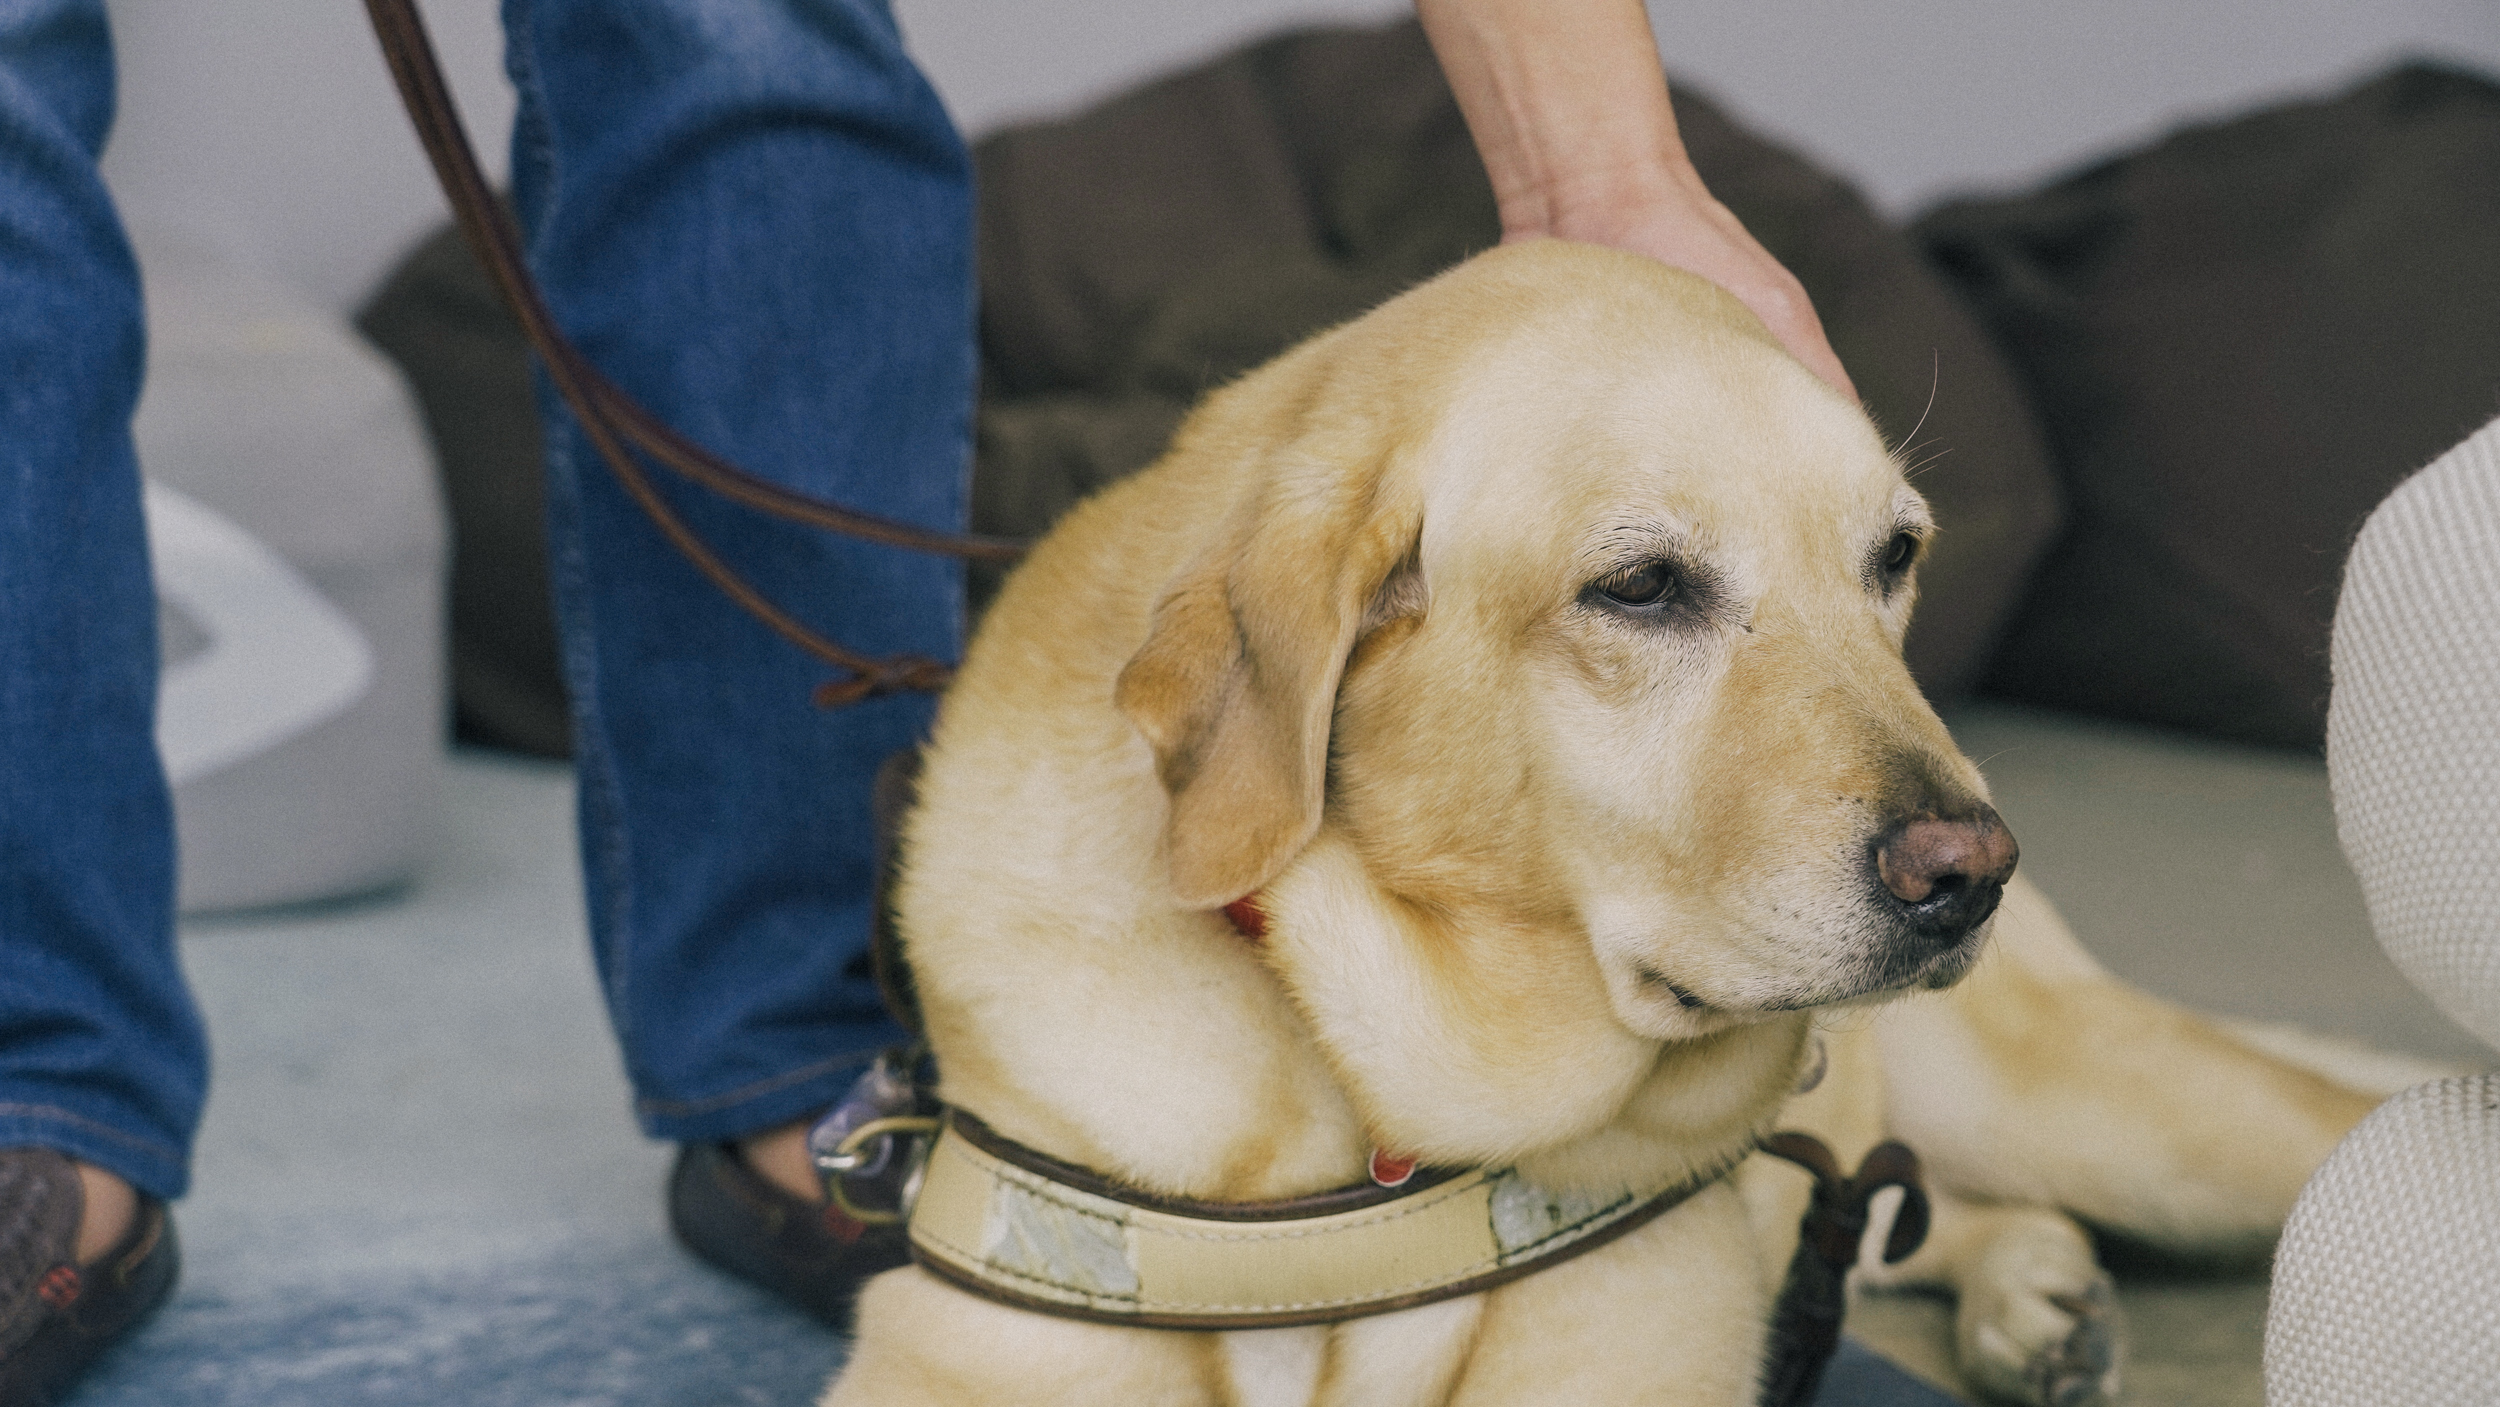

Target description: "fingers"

left=1518, top=176, right=1857, bottom=399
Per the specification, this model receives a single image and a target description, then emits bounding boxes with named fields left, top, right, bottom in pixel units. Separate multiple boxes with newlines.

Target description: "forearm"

left=1415, top=0, right=1696, bottom=242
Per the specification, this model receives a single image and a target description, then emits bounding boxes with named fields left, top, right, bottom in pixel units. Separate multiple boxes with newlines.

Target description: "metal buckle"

left=820, top=1115, right=940, bottom=1225
left=808, top=1047, right=940, bottom=1226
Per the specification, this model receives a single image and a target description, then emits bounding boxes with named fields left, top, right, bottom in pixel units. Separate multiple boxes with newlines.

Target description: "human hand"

left=1418, top=0, right=1856, bottom=399
left=1516, top=160, right=1856, bottom=399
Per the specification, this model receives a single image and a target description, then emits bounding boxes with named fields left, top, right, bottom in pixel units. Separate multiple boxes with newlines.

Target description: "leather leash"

left=362, top=0, right=1026, bottom=708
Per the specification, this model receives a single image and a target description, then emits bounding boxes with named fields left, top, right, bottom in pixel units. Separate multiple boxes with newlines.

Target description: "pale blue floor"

left=64, top=749, right=843, bottom=1404
left=74, top=700, right=2477, bottom=1404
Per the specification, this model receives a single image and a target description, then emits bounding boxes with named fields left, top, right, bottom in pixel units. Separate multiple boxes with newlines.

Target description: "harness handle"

left=361, top=0, right=1028, bottom=707
left=1756, top=1132, right=1934, bottom=1407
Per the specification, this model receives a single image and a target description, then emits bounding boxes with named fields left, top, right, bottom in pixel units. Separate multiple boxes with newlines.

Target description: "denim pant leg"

left=502, top=0, right=972, bottom=1141
left=0, top=0, right=208, bottom=1200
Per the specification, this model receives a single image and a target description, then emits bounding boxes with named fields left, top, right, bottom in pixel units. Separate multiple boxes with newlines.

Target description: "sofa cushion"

left=356, top=218, right=570, bottom=759
left=1919, top=64, right=2500, bottom=750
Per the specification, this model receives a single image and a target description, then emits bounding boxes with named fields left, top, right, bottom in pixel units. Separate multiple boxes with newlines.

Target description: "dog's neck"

left=921, top=814, right=1803, bottom=1210
left=1258, top=832, right=1807, bottom=1194
left=910, top=668, right=1805, bottom=1210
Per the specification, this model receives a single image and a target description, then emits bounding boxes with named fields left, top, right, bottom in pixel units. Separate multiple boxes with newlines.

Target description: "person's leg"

left=500, top=0, right=971, bottom=1150
left=1, top=1, right=206, bottom=1391
left=0, top=0, right=208, bottom=1207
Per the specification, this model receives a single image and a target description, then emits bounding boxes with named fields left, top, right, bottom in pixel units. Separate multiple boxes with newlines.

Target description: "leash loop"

left=820, top=1115, right=944, bottom=1176
left=822, top=1116, right=942, bottom=1227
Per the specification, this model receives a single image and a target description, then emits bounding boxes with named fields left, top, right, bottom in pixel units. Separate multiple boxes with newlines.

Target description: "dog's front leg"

left=1439, top=1182, right=1768, bottom=1406
left=1855, top=1191, right=2120, bottom=1407
left=824, top=1267, right=1225, bottom=1407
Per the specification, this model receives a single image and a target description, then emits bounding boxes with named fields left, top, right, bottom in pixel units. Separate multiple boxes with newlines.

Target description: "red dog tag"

left=1369, top=1150, right=1417, bottom=1187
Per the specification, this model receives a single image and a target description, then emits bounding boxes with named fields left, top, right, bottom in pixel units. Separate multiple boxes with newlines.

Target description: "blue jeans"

left=0, top=0, right=970, bottom=1196
left=0, top=0, right=203, bottom=1200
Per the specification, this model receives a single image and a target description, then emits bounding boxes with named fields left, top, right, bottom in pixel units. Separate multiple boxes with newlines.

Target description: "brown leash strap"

left=362, top=0, right=1026, bottom=707
left=1756, top=1132, right=1933, bottom=1407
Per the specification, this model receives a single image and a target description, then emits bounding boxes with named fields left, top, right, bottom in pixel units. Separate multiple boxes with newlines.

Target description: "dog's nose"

left=1872, top=809, right=2017, bottom=935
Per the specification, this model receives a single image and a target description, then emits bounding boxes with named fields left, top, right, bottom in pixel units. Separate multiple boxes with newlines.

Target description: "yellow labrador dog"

left=828, top=241, right=2385, bottom=1406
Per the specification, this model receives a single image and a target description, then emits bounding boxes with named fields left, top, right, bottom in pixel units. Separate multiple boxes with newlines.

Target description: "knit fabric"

left=2264, top=1076, right=2500, bottom=1404
left=2266, top=418, right=2500, bottom=1406
left=2325, top=415, right=2500, bottom=1047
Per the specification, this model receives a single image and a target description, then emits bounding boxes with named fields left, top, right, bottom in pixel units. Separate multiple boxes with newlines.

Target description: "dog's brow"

left=1583, top=518, right=1695, bottom=567
left=1889, top=492, right=1935, bottom=536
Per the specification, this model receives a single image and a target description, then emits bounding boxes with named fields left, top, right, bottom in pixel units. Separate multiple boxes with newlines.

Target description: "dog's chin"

left=1599, top=919, right=1994, bottom=1040
left=1597, top=956, right=1799, bottom=1042
left=1803, top=921, right=1995, bottom=1012
left=1605, top=975, right=1763, bottom=1041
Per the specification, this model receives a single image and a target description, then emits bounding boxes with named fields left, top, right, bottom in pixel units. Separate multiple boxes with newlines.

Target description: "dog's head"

left=1117, top=241, right=2012, bottom=1047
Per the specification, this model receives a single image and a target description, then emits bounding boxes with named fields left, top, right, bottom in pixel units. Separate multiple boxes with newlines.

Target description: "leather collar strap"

left=906, top=1110, right=1747, bottom=1330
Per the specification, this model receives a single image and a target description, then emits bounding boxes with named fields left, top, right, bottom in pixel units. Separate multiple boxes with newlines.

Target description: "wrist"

left=1499, top=149, right=1709, bottom=247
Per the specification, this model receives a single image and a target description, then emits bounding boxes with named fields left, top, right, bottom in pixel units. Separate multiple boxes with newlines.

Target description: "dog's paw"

left=1956, top=1266, right=2122, bottom=1407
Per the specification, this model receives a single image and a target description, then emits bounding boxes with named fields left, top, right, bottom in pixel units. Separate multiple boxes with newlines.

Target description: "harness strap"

left=1755, top=1133, right=1933, bottom=1407
left=902, top=1110, right=1751, bottom=1332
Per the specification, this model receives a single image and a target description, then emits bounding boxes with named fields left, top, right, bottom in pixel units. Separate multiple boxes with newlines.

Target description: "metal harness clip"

left=808, top=1046, right=941, bottom=1226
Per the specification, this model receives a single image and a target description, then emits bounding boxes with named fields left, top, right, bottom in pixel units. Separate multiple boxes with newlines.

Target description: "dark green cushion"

left=1921, top=64, right=2500, bottom=751
left=356, top=219, right=569, bottom=759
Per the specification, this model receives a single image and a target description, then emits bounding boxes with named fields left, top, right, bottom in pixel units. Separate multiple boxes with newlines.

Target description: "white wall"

left=894, top=0, right=1404, bottom=135
left=97, top=0, right=2500, bottom=313
left=1635, top=0, right=2500, bottom=214
left=100, top=0, right=513, bottom=313
left=903, top=0, right=2500, bottom=211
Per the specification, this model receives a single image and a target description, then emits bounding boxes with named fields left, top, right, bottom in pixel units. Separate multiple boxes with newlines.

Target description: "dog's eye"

left=1879, top=532, right=1920, bottom=577
left=1598, top=562, right=1678, bottom=607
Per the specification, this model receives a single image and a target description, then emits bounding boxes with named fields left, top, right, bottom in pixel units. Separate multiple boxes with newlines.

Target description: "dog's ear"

left=1115, top=401, right=1423, bottom=909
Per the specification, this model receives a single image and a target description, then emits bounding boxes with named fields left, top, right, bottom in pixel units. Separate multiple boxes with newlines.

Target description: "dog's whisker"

left=1901, top=446, right=1955, bottom=481
left=1889, top=349, right=1943, bottom=459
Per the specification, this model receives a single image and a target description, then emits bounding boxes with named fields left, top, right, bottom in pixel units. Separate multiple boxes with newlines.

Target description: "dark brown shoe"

left=667, top=1142, right=910, bottom=1328
left=0, top=1149, right=178, bottom=1407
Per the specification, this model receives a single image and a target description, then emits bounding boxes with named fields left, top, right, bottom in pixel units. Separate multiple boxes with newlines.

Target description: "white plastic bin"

left=131, top=227, right=449, bottom=913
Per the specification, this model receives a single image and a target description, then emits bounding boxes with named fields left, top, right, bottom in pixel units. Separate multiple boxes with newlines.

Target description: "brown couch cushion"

left=356, top=221, right=569, bottom=759
left=1920, top=63, right=2500, bottom=750
left=973, top=20, right=2065, bottom=700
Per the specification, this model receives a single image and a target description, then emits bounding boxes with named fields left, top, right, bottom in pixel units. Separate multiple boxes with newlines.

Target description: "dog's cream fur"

left=826, top=242, right=2386, bottom=1406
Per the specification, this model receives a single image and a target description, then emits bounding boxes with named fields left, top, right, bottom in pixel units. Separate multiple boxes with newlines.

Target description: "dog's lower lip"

left=1637, top=965, right=1709, bottom=1009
